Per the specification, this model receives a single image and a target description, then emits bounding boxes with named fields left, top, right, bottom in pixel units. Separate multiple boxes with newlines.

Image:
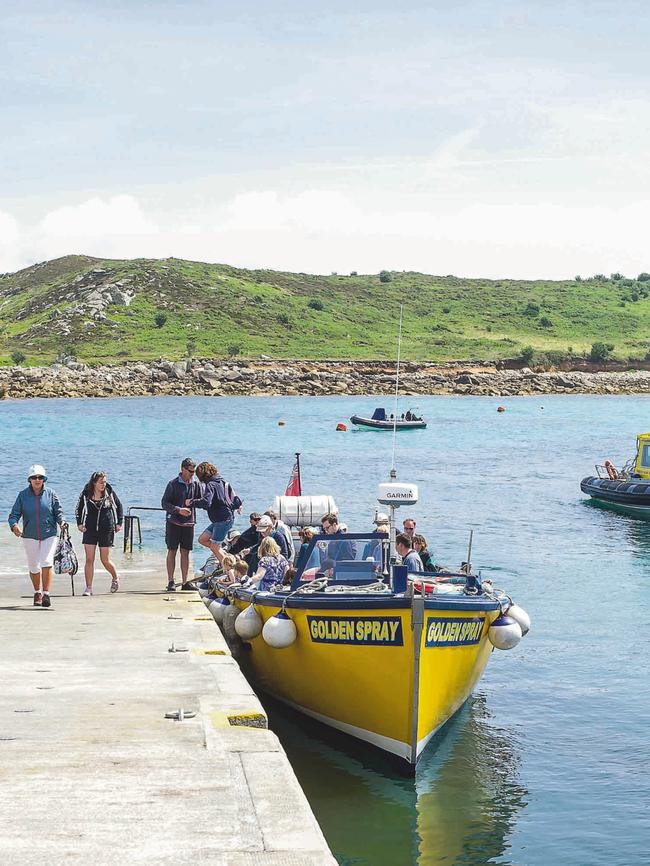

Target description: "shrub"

left=277, top=313, right=290, bottom=326
left=154, top=312, right=167, bottom=328
left=574, top=275, right=582, bottom=282
left=350, top=271, right=358, bottom=276
left=539, top=316, right=553, bottom=328
left=227, top=344, right=241, bottom=357
left=523, top=302, right=540, bottom=317
left=610, top=272, right=623, bottom=281
left=631, top=291, right=640, bottom=302
left=308, top=299, right=324, bottom=311
left=589, top=342, right=614, bottom=362
left=593, top=274, right=607, bottom=281
left=621, top=278, right=634, bottom=287
left=378, top=270, right=392, bottom=283
left=638, top=273, right=650, bottom=282
left=11, top=351, right=26, bottom=365
left=520, top=345, right=535, bottom=365
left=442, top=307, right=450, bottom=314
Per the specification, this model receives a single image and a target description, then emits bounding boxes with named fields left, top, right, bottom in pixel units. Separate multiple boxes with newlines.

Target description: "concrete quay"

left=0, top=569, right=337, bottom=866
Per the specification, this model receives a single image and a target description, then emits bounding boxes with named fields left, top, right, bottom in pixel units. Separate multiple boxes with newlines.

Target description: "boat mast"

left=391, top=304, right=404, bottom=475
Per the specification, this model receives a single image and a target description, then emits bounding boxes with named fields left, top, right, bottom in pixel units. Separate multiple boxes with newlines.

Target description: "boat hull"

left=228, top=591, right=500, bottom=769
left=350, top=415, right=427, bottom=430
left=580, top=475, right=650, bottom=518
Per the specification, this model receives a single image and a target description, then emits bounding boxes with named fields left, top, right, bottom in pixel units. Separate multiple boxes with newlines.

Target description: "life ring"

left=604, top=460, right=619, bottom=480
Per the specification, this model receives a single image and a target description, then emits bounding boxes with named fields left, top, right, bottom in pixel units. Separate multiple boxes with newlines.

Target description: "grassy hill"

left=0, top=255, right=649, bottom=364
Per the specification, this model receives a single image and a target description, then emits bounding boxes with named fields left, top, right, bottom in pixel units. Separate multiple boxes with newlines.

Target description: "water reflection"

left=265, top=693, right=527, bottom=866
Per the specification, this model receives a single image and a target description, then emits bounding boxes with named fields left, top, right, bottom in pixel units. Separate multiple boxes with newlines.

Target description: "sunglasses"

left=30, top=475, right=45, bottom=480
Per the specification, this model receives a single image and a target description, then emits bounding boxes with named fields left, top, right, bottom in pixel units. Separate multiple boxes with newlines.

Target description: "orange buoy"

left=336, top=423, right=347, bottom=432
left=497, top=406, right=506, bottom=413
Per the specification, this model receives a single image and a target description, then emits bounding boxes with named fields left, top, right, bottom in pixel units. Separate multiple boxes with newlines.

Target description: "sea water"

left=0, top=394, right=649, bottom=866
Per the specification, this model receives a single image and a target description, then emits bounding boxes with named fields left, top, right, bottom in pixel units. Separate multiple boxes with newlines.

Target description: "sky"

left=1, top=0, right=650, bottom=279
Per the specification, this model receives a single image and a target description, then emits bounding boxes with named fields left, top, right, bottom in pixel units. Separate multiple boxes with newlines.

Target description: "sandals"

left=110, top=577, right=119, bottom=594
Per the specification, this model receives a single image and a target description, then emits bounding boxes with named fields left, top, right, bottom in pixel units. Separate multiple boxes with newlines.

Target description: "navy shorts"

left=82, top=528, right=114, bottom=548
left=165, top=522, right=194, bottom=551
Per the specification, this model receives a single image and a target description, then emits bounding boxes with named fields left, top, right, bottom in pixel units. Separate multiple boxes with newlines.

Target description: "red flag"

left=285, top=461, right=300, bottom=496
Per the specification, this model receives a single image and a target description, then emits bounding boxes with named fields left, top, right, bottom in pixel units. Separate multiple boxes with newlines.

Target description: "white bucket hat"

left=28, top=464, right=47, bottom=480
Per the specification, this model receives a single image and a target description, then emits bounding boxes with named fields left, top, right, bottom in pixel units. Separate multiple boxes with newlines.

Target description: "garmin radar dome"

left=376, top=481, right=419, bottom=508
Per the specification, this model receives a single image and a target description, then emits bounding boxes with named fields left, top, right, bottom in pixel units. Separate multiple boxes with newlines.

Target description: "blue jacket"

left=9, top=486, right=64, bottom=540
left=190, top=474, right=241, bottom=523
left=161, top=476, right=203, bottom=526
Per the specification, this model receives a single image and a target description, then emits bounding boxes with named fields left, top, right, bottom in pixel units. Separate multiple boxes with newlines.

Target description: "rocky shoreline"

left=1, top=358, right=650, bottom=399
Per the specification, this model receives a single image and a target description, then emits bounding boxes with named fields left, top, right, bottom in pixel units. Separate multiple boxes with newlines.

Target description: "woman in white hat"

left=8, top=464, right=66, bottom=608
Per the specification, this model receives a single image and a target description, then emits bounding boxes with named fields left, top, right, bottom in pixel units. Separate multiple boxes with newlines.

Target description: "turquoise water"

left=1, top=394, right=649, bottom=865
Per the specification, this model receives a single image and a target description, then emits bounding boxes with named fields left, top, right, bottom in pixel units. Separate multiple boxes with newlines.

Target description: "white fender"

left=208, top=595, right=230, bottom=624
left=222, top=603, right=241, bottom=641
left=234, top=604, right=263, bottom=640
left=488, top=614, right=522, bottom=650
left=506, top=603, right=530, bottom=637
left=262, top=610, right=297, bottom=648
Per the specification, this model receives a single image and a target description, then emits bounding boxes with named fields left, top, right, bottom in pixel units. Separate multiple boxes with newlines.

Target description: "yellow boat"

left=208, top=482, right=529, bottom=772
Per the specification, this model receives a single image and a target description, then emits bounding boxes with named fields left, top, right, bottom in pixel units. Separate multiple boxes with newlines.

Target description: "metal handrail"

left=123, top=506, right=166, bottom=553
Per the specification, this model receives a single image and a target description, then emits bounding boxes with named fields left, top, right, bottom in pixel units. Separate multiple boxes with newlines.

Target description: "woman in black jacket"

left=75, top=471, right=123, bottom=595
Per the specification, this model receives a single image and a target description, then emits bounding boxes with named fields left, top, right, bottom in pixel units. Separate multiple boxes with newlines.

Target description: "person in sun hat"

left=362, top=513, right=391, bottom=570
left=8, top=464, right=66, bottom=608
left=245, top=514, right=290, bottom=575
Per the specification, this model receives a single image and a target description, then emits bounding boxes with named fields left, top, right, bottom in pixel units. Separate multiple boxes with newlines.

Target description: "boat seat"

left=331, top=559, right=377, bottom=585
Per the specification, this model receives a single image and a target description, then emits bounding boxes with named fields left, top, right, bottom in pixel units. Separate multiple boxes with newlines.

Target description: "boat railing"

left=594, top=461, right=634, bottom=481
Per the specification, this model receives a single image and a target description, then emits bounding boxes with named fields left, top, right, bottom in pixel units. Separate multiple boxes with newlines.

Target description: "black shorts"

left=165, top=522, right=194, bottom=551
left=82, top=528, right=115, bottom=548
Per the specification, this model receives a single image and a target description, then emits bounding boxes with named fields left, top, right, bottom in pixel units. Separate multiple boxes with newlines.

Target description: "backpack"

left=222, top=480, right=242, bottom=512
left=54, top=524, right=79, bottom=577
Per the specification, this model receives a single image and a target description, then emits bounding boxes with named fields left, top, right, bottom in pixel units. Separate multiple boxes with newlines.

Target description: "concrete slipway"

left=0, top=570, right=337, bottom=866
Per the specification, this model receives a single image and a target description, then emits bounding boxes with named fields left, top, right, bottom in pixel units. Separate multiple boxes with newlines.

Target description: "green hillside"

left=1, top=255, right=649, bottom=364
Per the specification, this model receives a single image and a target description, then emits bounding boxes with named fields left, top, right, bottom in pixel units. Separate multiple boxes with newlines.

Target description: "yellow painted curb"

left=209, top=711, right=267, bottom=729
left=193, top=648, right=229, bottom=656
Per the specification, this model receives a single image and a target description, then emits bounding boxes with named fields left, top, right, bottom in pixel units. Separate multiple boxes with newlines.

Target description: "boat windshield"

left=293, top=531, right=391, bottom=589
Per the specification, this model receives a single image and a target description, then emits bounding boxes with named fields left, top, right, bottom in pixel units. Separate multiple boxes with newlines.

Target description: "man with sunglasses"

left=161, top=458, right=202, bottom=591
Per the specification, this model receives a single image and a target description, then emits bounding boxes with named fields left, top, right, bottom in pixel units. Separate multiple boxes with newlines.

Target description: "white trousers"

left=23, top=536, right=58, bottom=573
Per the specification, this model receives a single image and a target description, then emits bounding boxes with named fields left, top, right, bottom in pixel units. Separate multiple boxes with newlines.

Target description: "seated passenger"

left=296, top=527, right=320, bottom=573
left=219, top=553, right=237, bottom=584
left=252, top=537, right=288, bottom=591
left=233, top=559, right=250, bottom=583
left=413, top=534, right=435, bottom=571
left=319, top=513, right=356, bottom=568
left=395, top=533, right=423, bottom=573
left=362, top=519, right=390, bottom=570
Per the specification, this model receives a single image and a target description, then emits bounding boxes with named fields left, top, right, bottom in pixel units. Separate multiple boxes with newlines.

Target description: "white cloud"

left=41, top=195, right=157, bottom=239
left=1, top=188, right=649, bottom=281
left=0, top=210, right=22, bottom=273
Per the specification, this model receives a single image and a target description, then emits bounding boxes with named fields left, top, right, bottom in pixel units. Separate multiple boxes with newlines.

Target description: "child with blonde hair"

left=220, top=553, right=236, bottom=584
